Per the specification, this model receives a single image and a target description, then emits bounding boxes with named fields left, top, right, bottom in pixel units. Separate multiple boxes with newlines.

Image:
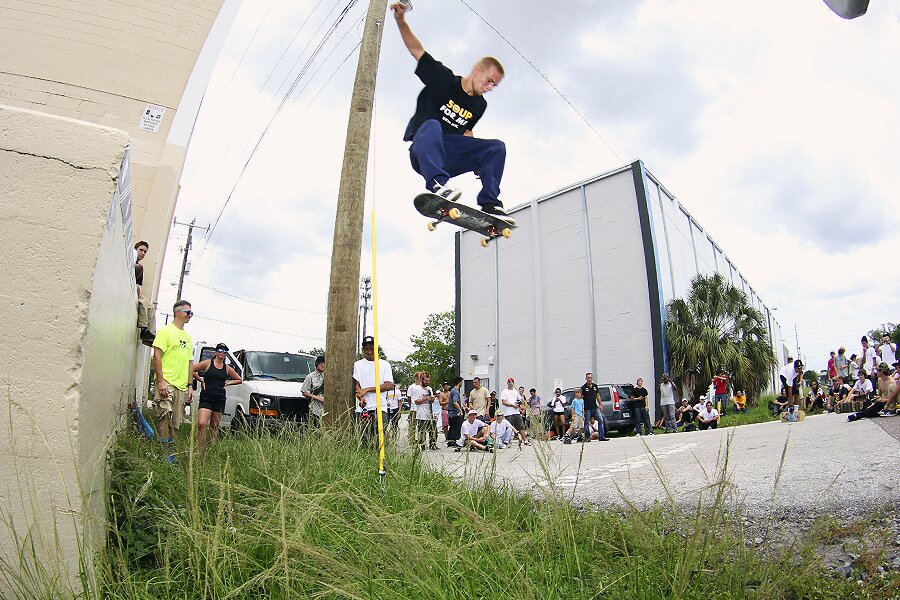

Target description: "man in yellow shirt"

left=732, top=390, right=748, bottom=414
left=152, top=299, right=194, bottom=451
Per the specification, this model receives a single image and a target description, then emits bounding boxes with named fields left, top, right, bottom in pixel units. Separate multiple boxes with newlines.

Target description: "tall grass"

left=86, top=422, right=891, bottom=599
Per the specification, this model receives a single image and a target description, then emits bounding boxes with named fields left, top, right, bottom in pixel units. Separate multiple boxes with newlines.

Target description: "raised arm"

left=391, top=2, right=424, bottom=60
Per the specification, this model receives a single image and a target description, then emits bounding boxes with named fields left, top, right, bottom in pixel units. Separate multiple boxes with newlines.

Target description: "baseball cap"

left=215, top=343, right=228, bottom=352
left=361, top=335, right=375, bottom=346
left=507, top=377, right=515, bottom=383
left=315, top=355, right=325, bottom=366
left=467, top=409, right=477, bottom=416
left=794, top=359, right=804, bottom=368
left=699, top=394, right=707, bottom=400
left=877, top=361, right=892, bottom=373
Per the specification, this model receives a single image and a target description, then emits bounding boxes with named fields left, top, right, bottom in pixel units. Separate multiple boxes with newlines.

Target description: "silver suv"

left=560, top=383, right=636, bottom=435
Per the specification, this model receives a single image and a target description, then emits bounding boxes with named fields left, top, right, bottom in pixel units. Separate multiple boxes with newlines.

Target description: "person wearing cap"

left=878, top=335, right=896, bottom=369
left=489, top=412, right=515, bottom=449
left=848, top=362, right=896, bottom=421
left=301, top=355, right=326, bottom=427
left=352, top=335, right=395, bottom=441
left=779, top=357, right=803, bottom=416
left=458, top=409, right=490, bottom=452
left=192, top=343, right=242, bottom=454
left=676, top=398, right=696, bottom=431
left=580, top=372, right=608, bottom=442
left=152, top=299, right=194, bottom=459
left=499, top=377, right=531, bottom=446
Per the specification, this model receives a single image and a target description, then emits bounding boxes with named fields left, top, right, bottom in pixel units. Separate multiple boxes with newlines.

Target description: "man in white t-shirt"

left=780, top=358, right=802, bottom=414
left=458, top=410, right=490, bottom=452
left=697, top=400, right=719, bottom=430
left=861, top=337, right=878, bottom=383
left=352, top=335, right=394, bottom=442
left=410, top=371, right=438, bottom=450
left=659, top=373, right=677, bottom=433
left=878, top=335, right=896, bottom=368
left=498, top=377, right=531, bottom=446
left=489, top=412, right=515, bottom=448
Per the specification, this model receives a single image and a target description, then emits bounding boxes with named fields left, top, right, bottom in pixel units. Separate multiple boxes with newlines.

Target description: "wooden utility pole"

left=173, top=218, right=208, bottom=302
left=323, top=0, right=387, bottom=425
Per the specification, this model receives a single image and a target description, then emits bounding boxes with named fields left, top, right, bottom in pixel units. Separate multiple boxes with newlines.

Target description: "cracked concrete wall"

left=0, top=104, right=135, bottom=595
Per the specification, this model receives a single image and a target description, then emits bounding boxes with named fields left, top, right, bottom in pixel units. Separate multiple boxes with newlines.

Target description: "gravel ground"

left=415, top=413, right=900, bottom=579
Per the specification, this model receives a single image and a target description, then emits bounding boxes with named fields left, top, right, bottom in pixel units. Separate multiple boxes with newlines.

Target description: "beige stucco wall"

left=0, top=105, right=134, bottom=594
left=0, top=0, right=227, bottom=304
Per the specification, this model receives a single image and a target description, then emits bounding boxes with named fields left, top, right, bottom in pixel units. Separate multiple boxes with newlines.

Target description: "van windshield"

left=246, top=352, right=314, bottom=382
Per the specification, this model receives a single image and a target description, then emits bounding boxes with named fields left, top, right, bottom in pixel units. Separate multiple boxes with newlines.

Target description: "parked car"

left=560, top=383, right=635, bottom=435
left=196, top=347, right=315, bottom=430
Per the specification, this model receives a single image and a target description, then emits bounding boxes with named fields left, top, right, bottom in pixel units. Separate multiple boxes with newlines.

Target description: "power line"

left=190, top=280, right=325, bottom=314
left=455, top=0, right=622, bottom=163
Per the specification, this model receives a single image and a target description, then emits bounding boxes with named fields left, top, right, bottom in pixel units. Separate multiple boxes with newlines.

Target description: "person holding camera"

left=548, top=387, right=567, bottom=438
left=499, top=377, right=531, bottom=446
left=659, top=373, right=677, bottom=433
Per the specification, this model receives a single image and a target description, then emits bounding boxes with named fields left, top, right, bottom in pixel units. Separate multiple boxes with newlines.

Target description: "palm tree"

left=664, top=273, right=776, bottom=402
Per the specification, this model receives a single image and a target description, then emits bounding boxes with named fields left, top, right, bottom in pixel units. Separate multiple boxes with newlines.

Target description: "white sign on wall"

left=553, top=378, right=563, bottom=390
left=138, top=103, right=166, bottom=132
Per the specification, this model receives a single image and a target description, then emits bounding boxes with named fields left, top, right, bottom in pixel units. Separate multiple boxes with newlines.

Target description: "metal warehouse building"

left=454, top=160, right=788, bottom=417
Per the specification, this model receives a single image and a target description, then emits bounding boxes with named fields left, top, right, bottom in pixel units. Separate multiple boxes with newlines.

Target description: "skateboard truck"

left=426, top=206, right=462, bottom=231
left=480, top=225, right=513, bottom=247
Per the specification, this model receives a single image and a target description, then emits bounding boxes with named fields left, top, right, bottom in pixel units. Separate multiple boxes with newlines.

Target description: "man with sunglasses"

left=391, top=1, right=515, bottom=224
left=152, top=299, right=194, bottom=459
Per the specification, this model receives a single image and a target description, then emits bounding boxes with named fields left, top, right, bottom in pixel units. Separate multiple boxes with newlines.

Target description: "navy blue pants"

left=409, top=119, right=506, bottom=208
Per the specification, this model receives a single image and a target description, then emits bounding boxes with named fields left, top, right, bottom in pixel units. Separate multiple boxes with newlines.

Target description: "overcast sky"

left=157, top=0, right=900, bottom=374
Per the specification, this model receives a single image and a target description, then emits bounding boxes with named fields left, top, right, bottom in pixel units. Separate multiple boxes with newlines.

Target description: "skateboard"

left=780, top=409, right=805, bottom=423
left=414, top=192, right=516, bottom=247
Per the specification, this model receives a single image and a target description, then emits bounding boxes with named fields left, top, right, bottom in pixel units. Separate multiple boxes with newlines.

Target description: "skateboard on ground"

left=780, top=409, right=805, bottom=423
left=414, top=192, right=516, bottom=247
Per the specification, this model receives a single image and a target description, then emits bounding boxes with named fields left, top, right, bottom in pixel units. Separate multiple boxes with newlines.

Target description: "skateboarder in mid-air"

left=391, top=1, right=515, bottom=225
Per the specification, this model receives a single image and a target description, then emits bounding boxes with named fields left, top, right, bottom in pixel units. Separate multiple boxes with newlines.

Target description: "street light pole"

left=323, top=0, right=387, bottom=426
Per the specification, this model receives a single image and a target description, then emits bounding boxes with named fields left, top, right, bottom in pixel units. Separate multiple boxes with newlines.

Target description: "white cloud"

left=159, top=0, right=900, bottom=372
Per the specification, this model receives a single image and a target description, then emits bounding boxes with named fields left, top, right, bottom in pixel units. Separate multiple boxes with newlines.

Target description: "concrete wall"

left=0, top=0, right=230, bottom=304
left=0, top=105, right=134, bottom=594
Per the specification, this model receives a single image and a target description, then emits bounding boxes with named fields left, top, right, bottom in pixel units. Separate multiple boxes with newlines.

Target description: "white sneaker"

left=481, top=204, right=516, bottom=225
left=498, top=443, right=507, bottom=449
left=430, top=182, right=462, bottom=202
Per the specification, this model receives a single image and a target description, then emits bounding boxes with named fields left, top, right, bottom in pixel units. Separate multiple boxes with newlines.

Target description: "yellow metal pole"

left=371, top=210, right=386, bottom=480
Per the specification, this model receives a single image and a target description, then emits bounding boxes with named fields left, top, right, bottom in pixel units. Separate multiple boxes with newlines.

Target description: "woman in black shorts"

left=192, top=343, right=242, bottom=454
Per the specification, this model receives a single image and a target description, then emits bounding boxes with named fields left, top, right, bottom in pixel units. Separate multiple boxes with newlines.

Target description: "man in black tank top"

left=192, top=343, right=242, bottom=454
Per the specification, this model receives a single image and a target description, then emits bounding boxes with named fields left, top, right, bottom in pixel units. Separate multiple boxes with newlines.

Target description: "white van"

left=193, top=343, right=316, bottom=430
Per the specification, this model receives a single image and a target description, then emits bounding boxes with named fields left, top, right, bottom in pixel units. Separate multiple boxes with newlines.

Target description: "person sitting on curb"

left=771, top=388, right=789, bottom=416
left=458, top=409, right=491, bottom=452
left=676, top=399, right=696, bottom=431
left=697, top=400, right=720, bottom=430
left=848, top=362, right=896, bottom=422
left=489, top=412, right=515, bottom=449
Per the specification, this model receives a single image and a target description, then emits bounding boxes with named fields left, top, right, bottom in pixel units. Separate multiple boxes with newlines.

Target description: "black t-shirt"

left=581, top=383, right=599, bottom=410
left=403, top=52, right=487, bottom=141
left=134, top=262, right=144, bottom=286
left=631, top=387, right=649, bottom=408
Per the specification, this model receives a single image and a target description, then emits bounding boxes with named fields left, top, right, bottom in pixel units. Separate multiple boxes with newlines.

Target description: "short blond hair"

left=476, top=56, right=504, bottom=76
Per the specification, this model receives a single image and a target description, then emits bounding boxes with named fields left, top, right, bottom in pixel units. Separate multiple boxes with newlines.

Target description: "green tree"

left=407, top=310, right=456, bottom=386
left=803, top=369, right=819, bottom=386
left=665, top=273, right=777, bottom=402
left=389, top=359, right=413, bottom=388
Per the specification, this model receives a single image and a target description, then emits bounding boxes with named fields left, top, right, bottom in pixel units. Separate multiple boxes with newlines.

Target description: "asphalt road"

left=421, top=413, right=900, bottom=514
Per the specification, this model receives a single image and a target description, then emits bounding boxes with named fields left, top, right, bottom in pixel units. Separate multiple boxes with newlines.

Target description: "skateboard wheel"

left=480, top=238, right=489, bottom=247
left=501, top=228, right=512, bottom=238
left=448, top=208, right=461, bottom=219
left=427, top=222, right=436, bottom=231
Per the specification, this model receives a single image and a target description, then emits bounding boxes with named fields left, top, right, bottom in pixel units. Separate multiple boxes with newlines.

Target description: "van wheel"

left=231, top=409, right=247, bottom=432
